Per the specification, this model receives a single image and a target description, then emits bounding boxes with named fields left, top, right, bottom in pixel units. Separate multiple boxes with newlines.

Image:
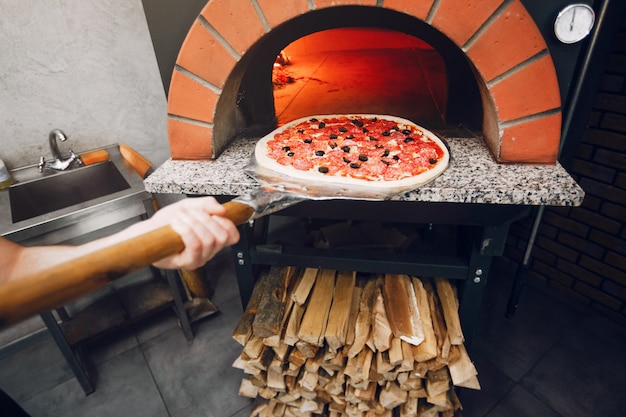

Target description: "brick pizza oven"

left=165, top=0, right=562, bottom=164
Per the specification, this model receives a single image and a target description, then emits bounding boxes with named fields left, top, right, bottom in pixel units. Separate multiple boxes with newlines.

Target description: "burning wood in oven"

left=232, top=266, right=479, bottom=417
left=273, top=52, right=295, bottom=88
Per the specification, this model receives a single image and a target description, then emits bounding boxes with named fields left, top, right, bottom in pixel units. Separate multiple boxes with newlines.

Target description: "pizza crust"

left=254, top=114, right=449, bottom=192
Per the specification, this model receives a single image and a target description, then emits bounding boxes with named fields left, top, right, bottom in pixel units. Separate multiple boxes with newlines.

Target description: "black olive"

left=404, top=137, right=414, bottom=143
left=304, top=138, right=312, bottom=144
left=339, top=127, right=348, bottom=133
left=297, top=129, right=304, bottom=133
left=318, top=122, right=326, bottom=128
left=329, top=133, right=338, bottom=139
left=362, top=128, right=369, bottom=133
left=429, top=158, right=438, bottom=164
left=343, top=157, right=350, bottom=163
left=368, top=135, right=377, bottom=141
left=393, top=155, right=400, bottom=160
left=351, top=119, right=364, bottom=127
left=375, top=144, right=384, bottom=149
left=382, top=130, right=390, bottom=136
left=358, top=154, right=368, bottom=162
left=402, top=129, right=411, bottom=135
left=329, top=142, right=337, bottom=149
left=350, top=162, right=361, bottom=169
left=318, top=166, right=329, bottom=173
left=381, top=160, right=390, bottom=166
left=287, top=152, right=295, bottom=157
left=310, top=118, right=318, bottom=122
left=282, top=146, right=290, bottom=152
left=382, top=149, right=390, bottom=157
left=346, top=134, right=354, bottom=140
left=342, top=146, right=350, bottom=153
left=315, top=150, right=325, bottom=156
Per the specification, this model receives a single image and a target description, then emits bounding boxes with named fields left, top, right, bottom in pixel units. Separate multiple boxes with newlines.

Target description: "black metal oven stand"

left=230, top=199, right=531, bottom=346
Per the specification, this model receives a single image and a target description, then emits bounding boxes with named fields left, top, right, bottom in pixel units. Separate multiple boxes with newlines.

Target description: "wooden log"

left=383, top=274, right=424, bottom=346
left=298, top=269, right=336, bottom=346
left=325, top=271, right=357, bottom=352
left=244, top=335, right=266, bottom=359
left=291, top=268, right=319, bottom=305
left=232, top=267, right=271, bottom=345
left=411, top=277, right=438, bottom=362
left=434, top=277, right=464, bottom=345
left=344, top=284, right=362, bottom=350
left=448, top=344, right=480, bottom=389
left=267, top=367, right=287, bottom=392
left=379, top=381, right=407, bottom=410
left=253, top=266, right=296, bottom=338
left=388, top=337, right=403, bottom=366
left=239, top=378, right=260, bottom=398
left=400, top=397, right=418, bottom=417
left=284, top=302, right=305, bottom=346
left=425, top=367, right=450, bottom=398
left=348, top=278, right=377, bottom=358
left=376, top=350, right=394, bottom=375
left=399, top=340, right=414, bottom=372
left=372, top=287, right=393, bottom=352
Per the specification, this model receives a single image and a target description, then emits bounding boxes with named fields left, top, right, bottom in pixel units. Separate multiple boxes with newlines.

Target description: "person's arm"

left=0, top=197, right=239, bottom=285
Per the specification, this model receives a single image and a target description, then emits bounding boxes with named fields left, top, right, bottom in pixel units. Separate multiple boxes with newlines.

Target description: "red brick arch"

left=167, top=0, right=562, bottom=163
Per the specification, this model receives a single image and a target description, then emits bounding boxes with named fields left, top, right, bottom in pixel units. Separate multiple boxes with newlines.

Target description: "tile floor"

left=1, top=253, right=625, bottom=417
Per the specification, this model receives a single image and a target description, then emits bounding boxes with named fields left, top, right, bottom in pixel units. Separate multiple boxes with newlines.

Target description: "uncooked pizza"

left=255, top=114, right=449, bottom=190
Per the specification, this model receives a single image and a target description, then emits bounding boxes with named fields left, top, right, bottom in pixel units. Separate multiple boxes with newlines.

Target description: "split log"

left=291, top=268, right=319, bottom=305
left=372, top=286, right=393, bottom=352
left=434, top=277, right=464, bottom=345
left=297, top=269, right=336, bottom=346
left=411, top=277, right=438, bottom=362
left=382, top=274, right=424, bottom=346
left=233, top=267, right=272, bottom=345
left=325, top=271, right=357, bottom=352
left=347, top=279, right=377, bottom=358
left=253, top=266, right=297, bottom=338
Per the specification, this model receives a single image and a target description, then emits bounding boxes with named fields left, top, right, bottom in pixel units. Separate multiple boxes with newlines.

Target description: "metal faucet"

left=38, top=129, right=82, bottom=172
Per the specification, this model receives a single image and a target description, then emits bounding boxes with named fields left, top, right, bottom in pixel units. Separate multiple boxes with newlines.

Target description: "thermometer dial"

left=554, top=4, right=595, bottom=44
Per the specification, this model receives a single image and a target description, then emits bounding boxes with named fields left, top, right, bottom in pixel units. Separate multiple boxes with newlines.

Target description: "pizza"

left=254, top=114, right=449, bottom=190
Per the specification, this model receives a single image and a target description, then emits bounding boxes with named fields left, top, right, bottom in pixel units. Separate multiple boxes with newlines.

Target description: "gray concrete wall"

left=0, top=0, right=170, bottom=169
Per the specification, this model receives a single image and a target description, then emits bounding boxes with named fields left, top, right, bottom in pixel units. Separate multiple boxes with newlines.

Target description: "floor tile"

left=140, top=290, right=252, bottom=417
left=473, top=264, right=585, bottom=381
left=20, top=347, right=168, bottom=417
left=458, top=353, right=516, bottom=417
left=0, top=336, right=75, bottom=404
left=485, top=385, right=562, bottom=417
left=521, top=314, right=626, bottom=417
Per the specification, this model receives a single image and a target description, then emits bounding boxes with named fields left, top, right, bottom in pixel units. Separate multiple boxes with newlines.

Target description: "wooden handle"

left=0, top=200, right=255, bottom=329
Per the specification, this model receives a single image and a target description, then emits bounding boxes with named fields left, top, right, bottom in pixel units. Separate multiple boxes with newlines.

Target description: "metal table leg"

left=39, top=312, right=94, bottom=395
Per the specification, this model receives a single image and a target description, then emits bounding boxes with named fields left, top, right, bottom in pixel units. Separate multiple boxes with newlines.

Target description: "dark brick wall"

left=505, top=19, right=626, bottom=324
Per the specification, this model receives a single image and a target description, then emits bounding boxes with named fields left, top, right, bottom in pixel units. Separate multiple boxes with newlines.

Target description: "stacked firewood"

left=232, top=266, right=479, bottom=417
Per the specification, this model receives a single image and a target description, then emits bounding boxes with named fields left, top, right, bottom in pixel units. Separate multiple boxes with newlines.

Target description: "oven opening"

left=214, top=6, right=484, bottom=157
left=272, top=28, right=447, bottom=128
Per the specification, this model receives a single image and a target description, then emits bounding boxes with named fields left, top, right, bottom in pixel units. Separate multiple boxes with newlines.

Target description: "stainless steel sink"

left=9, top=161, right=131, bottom=223
left=1, top=144, right=151, bottom=244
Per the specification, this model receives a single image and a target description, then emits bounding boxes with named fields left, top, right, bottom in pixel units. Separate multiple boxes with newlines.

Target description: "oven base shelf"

left=251, top=244, right=468, bottom=279
left=230, top=201, right=531, bottom=346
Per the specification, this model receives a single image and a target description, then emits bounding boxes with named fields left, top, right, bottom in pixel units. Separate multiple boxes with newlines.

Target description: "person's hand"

left=144, top=197, right=240, bottom=270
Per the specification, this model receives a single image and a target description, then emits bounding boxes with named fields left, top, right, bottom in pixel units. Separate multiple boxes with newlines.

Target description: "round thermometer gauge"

left=554, top=4, right=595, bottom=44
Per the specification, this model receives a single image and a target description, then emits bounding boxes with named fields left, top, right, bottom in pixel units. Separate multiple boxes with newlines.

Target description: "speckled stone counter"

left=144, top=132, right=584, bottom=207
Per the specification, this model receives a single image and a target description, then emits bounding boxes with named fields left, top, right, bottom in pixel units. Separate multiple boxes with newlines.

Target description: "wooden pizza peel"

left=0, top=141, right=448, bottom=329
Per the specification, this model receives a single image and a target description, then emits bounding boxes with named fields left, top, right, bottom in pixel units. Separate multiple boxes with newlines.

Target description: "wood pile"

left=232, top=266, right=479, bottom=417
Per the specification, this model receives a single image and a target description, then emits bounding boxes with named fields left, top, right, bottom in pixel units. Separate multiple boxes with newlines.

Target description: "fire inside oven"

left=220, top=7, right=483, bottom=155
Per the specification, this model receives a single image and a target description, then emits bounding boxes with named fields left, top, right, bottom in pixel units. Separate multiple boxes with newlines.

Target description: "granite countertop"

left=144, top=131, right=584, bottom=207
